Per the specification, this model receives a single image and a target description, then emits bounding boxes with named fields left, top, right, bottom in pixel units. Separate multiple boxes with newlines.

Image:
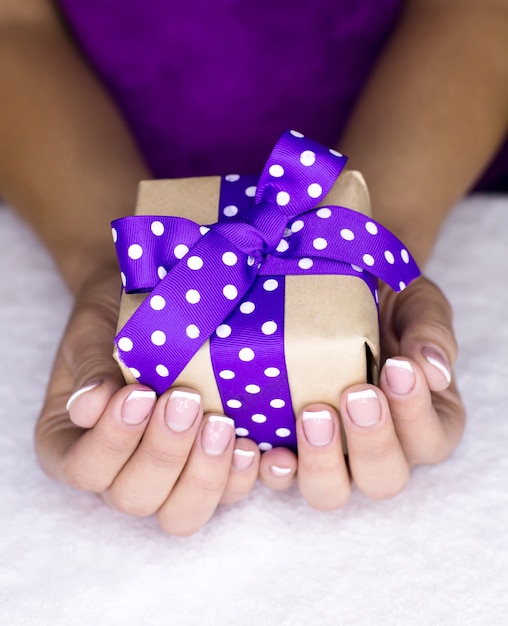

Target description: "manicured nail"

left=346, top=389, right=380, bottom=428
left=165, top=390, right=201, bottom=432
left=385, top=359, right=415, bottom=395
left=202, top=415, right=235, bottom=456
left=121, top=389, right=156, bottom=425
left=66, top=383, right=101, bottom=412
left=422, top=347, right=451, bottom=384
left=270, top=465, right=293, bottom=477
left=302, top=410, right=333, bottom=446
left=232, top=448, right=256, bottom=471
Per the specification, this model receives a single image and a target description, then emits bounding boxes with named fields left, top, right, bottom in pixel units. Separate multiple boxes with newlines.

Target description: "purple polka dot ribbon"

left=112, top=130, right=420, bottom=450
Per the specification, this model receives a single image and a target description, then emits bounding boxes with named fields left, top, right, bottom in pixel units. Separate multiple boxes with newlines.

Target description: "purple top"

left=58, top=0, right=507, bottom=188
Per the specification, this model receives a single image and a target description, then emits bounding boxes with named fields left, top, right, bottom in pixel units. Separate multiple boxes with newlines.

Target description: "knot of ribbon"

left=112, top=130, right=420, bottom=448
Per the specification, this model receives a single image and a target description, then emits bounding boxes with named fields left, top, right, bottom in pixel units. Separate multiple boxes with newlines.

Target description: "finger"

left=59, top=384, right=156, bottom=493
left=259, top=446, right=298, bottom=490
left=380, top=357, right=466, bottom=466
left=35, top=339, right=122, bottom=483
left=381, top=276, right=457, bottom=392
left=220, top=439, right=260, bottom=506
left=102, top=388, right=203, bottom=517
left=295, top=404, right=351, bottom=510
left=341, top=386, right=410, bottom=500
left=64, top=277, right=125, bottom=428
left=156, top=414, right=235, bottom=536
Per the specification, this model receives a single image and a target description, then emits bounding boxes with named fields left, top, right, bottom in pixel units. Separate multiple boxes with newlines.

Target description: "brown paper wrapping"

left=115, top=170, right=379, bottom=422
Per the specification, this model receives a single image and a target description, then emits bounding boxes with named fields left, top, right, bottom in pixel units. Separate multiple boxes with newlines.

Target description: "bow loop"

left=255, top=129, right=348, bottom=217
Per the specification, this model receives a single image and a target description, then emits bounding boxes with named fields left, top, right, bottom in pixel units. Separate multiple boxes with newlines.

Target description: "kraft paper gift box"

left=112, top=131, right=419, bottom=450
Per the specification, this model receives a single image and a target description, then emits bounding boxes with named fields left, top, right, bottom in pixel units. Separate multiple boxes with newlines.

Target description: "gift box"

left=112, top=131, right=419, bottom=450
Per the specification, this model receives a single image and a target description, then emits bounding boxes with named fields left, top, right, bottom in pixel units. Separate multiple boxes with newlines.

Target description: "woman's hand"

left=258, top=276, right=466, bottom=508
left=34, top=266, right=466, bottom=527
left=34, top=265, right=260, bottom=536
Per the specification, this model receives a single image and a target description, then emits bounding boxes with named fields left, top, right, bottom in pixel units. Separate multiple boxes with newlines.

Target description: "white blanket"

left=1, top=195, right=507, bottom=626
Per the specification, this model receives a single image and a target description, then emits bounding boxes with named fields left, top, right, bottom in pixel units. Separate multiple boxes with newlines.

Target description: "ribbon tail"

left=115, top=230, right=258, bottom=394
left=278, top=206, right=421, bottom=292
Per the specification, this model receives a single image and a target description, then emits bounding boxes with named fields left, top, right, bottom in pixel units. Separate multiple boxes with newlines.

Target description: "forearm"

left=0, top=3, right=150, bottom=293
left=339, top=0, right=508, bottom=266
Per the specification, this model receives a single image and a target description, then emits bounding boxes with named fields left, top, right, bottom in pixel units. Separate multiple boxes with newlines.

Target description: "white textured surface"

left=1, top=196, right=507, bottom=625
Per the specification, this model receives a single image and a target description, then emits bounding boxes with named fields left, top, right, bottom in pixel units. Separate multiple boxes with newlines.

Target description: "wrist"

left=55, top=238, right=119, bottom=295
left=371, top=201, right=441, bottom=268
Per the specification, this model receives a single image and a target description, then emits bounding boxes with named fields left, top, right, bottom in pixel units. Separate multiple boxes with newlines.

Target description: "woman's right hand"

left=256, top=276, right=466, bottom=508
left=34, top=265, right=260, bottom=536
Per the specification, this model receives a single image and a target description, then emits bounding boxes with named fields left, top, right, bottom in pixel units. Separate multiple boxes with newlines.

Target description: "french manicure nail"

left=270, top=465, right=293, bottom=477
left=66, top=382, right=101, bottom=412
left=165, top=390, right=201, bottom=432
left=202, top=415, right=235, bottom=456
left=385, top=358, right=415, bottom=395
left=422, top=347, right=451, bottom=384
left=232, top=448, right=256, bottom=471
left=121, top=389, right=156, bottom=425
left=346, top=389, right=380, bottom=428
left=302, top=410, right=333, bottom=446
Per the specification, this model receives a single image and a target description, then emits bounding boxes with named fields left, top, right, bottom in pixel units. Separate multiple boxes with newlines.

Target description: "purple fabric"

left=57, top=0, right=508, bottom=189
left=112, top=131, right=420, bottom=448
left=57, top=0, right=404, bottom=178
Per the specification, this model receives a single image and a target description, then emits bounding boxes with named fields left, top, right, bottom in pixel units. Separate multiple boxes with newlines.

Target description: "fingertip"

left=231, top=444, right=259, bottom=473
left=66, top=378, right=124, bottom=428
left=421, top=346, right=453, bottom=391
left=259, top=447, right=297, bottom=490
left=160, top=387, right=203, bottom=433
left=199, top=415, right=235, bottom=457
left=382, top=358, right=417, bottom=396
left=298, top=404, right=337, bottom=448
left=341, top=385, right=385, bottom=431
left=380, top=358, right=432, bottom=409
left=66, top=382, right=102, bottom=413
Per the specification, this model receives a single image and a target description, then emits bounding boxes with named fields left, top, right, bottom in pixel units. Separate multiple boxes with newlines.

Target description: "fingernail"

left=270, top=465, right=293, bottom=477
left=346, top=389, right=381, bottom=428
left=385, top=359, right=415, bottom=395
left=66, top=383, right=101, bottom=412
left=422, top=347, right=451, bottom=384
left=165, top=390, right=201, bottom=432
left=202, top=415, right=235, bottom=456
left=232, top=448, right=256, bottom=471
left=302, top=410, right=333, bottom=446
left=121, top=389, right=156, bottom=425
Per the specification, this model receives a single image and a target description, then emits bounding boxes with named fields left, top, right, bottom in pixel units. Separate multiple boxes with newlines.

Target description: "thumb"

left=63, top=274, right=127, bottom=428
left=35, top=270, right=129, bottom=481
left=381, top=275, right=458, bottom=392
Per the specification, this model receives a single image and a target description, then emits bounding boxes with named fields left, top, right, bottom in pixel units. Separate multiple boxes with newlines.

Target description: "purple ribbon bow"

left=112, top=130, right=420, bottom=449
